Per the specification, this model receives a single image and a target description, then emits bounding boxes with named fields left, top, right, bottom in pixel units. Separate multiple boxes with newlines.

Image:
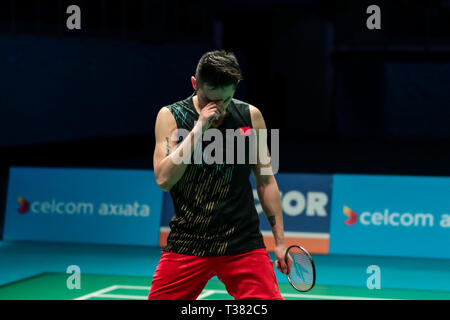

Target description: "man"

left=149, top=50, right=289, bottom=300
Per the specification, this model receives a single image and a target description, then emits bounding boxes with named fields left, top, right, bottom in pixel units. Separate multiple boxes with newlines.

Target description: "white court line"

left=74, top=285, right=119, bottom=300
left=74, top=285, right=150, bottom=300
left=74, top=286, right=395, bottom=301
left=114, top=285, right=150, bottom=291
left=282, top=293, right=394, bottom=300
left=197, top=290, right=217, bottom=300
left=97, top=294, right=148, bottom=300
left=195, top=289, right=395, bottom=300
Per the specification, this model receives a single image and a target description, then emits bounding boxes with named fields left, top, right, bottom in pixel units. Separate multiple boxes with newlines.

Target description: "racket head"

left=285, top=244, right=316, bottom=292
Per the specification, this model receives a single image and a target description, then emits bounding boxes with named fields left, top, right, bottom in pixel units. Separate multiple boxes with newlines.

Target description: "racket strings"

left=288, top=251, right=314, bottom=291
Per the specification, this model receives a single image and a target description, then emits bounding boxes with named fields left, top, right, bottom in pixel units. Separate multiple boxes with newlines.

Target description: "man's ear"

left=191, top=76, right=198, bottom=91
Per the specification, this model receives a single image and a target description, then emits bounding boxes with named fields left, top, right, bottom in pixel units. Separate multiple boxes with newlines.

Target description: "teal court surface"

left=1, top=241, right=450, bottom=300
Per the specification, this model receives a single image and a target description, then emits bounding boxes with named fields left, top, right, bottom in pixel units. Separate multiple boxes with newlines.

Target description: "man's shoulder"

left=232, top=98, right=262, bottom=117
left=231, top=97, right=249, bottom=107
left=231, top=98, right=251, bottom=115
left=163, top=95, right=192, bottom=112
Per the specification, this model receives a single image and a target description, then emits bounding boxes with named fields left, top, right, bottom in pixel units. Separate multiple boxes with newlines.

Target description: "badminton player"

left=149, top=50, right=287, bottom=300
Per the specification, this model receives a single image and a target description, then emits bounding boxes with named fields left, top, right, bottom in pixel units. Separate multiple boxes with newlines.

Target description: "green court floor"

left=1, top=273, right=450, bottom=300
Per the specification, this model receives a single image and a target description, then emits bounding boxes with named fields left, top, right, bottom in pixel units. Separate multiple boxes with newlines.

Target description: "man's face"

left=197, top=83, right=236, bottom=115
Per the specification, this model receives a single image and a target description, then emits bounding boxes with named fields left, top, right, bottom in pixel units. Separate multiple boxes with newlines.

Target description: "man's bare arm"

left=153, top=103, right=221, bottom=191
left=250, top=105, right=289, bottom=274
left=153, top=107, right=188, bottom=191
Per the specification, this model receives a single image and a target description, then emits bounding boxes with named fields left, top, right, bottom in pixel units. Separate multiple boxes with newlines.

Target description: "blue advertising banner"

left=160, top=173, right=332, bottom=254
left=253, top=173, right=331, bottom=253
left=4, top=167, right=163, bottom=246
left=330, top=174, right=450, bottom=259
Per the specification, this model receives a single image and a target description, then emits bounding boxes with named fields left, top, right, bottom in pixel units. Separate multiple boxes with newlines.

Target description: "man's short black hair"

left=195, top=50, right=243, bottom=89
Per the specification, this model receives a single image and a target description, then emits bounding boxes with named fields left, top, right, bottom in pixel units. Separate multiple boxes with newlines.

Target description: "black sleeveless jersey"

left=163, top=92, right=266, bottom=256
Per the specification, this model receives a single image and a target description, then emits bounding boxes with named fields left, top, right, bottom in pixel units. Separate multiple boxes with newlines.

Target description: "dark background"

left=1, top=0, right=450, bottom=237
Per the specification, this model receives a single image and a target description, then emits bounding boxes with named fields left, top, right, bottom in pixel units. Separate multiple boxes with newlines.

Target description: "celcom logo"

left=343, top=206, right=358, bottom=225
left=30, top=199, right=94, bottom=215
left=343, top=206, right=434, bottom=228
left=17, top=196, right=30, bottom=214
left=16, top=197, right=150, bottom=217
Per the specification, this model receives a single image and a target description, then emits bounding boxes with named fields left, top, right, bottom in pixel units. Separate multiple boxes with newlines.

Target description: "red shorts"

left=148, top=248, right=284, bottom=300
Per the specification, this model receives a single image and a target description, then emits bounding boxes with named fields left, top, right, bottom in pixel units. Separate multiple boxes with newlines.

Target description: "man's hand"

left=274, top=243, right=292, bottom=274
left=195, top=102, right=222, bottom=132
